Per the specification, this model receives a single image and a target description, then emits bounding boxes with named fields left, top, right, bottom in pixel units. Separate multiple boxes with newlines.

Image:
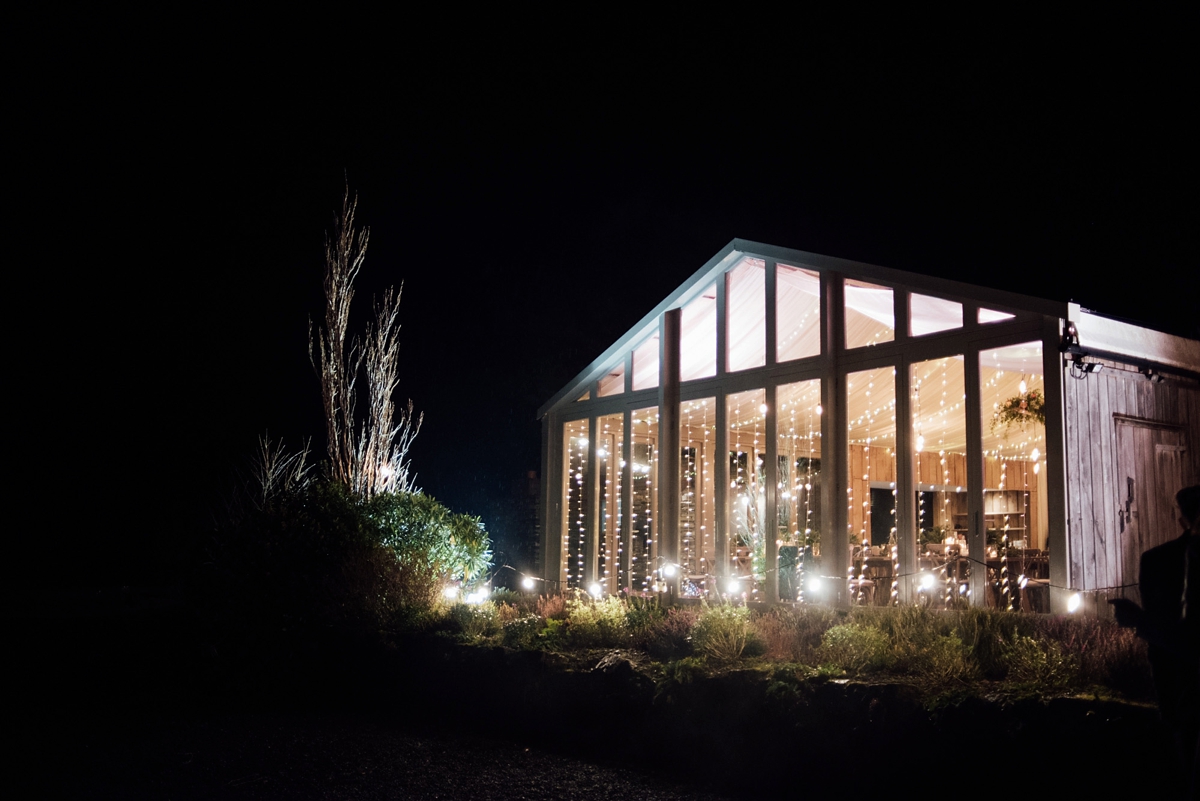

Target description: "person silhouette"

left=1112, top=484, right=1199, bottom=798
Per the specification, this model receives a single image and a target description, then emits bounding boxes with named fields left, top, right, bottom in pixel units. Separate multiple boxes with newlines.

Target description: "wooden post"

left=764, top=381, right=779, bottom=602
left=823, top=271, right=849, bottom=607
left=659, top=308, right=682, bottom=598
left=715, top=274, right=729, bottom=585
left=965, top=345, right=987, bottom=606
left=894, top=353, right=914, bottom=606
left=1042, top=316, right=1071, bottom=613
left=764, top=262, right=779, bottom=602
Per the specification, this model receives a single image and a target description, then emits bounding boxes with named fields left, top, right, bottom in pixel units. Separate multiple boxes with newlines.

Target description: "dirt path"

left=25, top=710, right=742, bottom=800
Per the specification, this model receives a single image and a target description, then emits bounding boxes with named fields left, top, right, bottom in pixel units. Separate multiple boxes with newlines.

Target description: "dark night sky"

left=14, top=17, right=1195, bottom=589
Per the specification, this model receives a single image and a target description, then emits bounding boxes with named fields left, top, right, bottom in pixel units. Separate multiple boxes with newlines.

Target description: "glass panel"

left=727, top=388, right=767, bottom=600
left=777, top=378, right=822, bottom=602
left=629, top=407, right=659, bottom=593
left=844, top=279, right=895, bottom=348
left=910, top=293, right=963, bottom=336
left=981, top=342, right=1048, bottom=612
left=776, top=264, right=821, bottom=362
left=598, top=361, right=625, bottom=397
left=575, top=390, right=590, bottom=402
left=912, top=356, right=970, bottom=608
left=597, top=413, right=623, bottom=595
left=561, top=419, right=589, bottom=590
left=632, top=336, right=659, bottom=391
left=681, top=285, right=717, bottom=381
left=978, top=307, right=1016, bottom=324
left=846, top=366, right=896, bottom=605
left=727, top=257, right=766, bottom=372
left=680, top=398, right=717, bottom=596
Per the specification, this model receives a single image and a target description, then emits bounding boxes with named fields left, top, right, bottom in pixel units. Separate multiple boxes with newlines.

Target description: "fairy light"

left=562, top=421, right=589, bottom=590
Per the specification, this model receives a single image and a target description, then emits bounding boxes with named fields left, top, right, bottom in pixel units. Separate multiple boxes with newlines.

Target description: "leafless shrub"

left=309, top=184, right=421, bottom=497
left=251, top=434, right=312, bottom=510
left=536, top=594, right=568, bottom=621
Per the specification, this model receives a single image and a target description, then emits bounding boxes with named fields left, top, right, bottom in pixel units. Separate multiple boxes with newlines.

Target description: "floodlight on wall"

left=1070, top=357, right=1104, bottom=379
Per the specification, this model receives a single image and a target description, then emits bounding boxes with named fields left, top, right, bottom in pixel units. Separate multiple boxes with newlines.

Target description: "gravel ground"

left=30, top=710, right=742, bottom=800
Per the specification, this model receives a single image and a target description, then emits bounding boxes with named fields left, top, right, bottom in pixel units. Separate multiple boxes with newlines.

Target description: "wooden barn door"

left=1115, top=419, right=1187, bottom=603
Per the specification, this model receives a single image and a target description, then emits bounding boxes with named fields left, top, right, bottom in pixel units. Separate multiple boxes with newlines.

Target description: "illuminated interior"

left=548, top=248, right=1057, bottom=610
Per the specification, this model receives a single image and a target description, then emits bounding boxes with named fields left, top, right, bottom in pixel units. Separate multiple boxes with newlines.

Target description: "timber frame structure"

left=537, top=240, right=1200, bottom=615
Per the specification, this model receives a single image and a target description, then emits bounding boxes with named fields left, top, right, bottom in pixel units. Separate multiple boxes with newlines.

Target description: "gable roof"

left=538, top=239, right=1074, bottom=419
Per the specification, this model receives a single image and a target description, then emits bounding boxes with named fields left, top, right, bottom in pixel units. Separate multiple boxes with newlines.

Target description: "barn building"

left=536, top=241, right=1200, bottom=614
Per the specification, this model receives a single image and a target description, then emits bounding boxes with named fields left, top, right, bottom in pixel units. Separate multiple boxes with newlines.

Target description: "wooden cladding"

left=1062, top=366, right=1200, bottom=598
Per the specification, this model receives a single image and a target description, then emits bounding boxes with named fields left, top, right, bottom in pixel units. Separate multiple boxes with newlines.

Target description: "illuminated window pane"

left=776, top=379, right=822, bottom=602
left=630, top=408, right=659, bottom=593
left=681, top=285, right=717, bottom=381
left=560, top=419, right=590, bottom=590
left=575, top=390, right=590, bottom=402
left=598, top=361, right=625, bottom=397
left=777, top=264, right=821, bottom=362
left=727, top=258, right=766, bottom=372
left=844, top=279, right=894, bottom=348
left=980, top=342, right=1047, bottom=612
left=597, top=413, right=624, bottom=595
left=680, top=398, right=716, bottom=593
left=846, top=366, right=896, bottom=605
left=727, top=388, right=766, bottom=600
left=632, top=336, right=659, bottom=391
left=911, top=356, right=970, bottom=608
left=910, top=293, right=962, bottom=336
left=979, top=307, right=1016, bottom=324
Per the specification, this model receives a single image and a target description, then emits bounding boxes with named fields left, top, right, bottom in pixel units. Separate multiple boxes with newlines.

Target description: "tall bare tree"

left=310, top=185, right=422, bottom=497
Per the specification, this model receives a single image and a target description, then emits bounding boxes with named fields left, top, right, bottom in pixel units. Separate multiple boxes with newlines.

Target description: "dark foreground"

left=9, top=592, right=1187, bottom=800
left=26, top=710, right=738, bottom=799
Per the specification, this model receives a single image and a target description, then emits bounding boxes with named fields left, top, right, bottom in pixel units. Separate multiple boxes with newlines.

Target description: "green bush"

left=692, top=603, right=752, bottom=662
left=629, top=602, right=697, bottom=660
left=565, top=596, right=629, bottom=648
left=1031, top=614, right=1153, bottom=700
left=952, top=608, right=1034, bottom=679
left=449, top=602, right=500, bottom=640
left=819, top=623, right=894, bottom=673
left=753, top=606, right=842, bottom=663
left=1004, top=635, right=1078, bottom=692
left=201, top=480, right=495, bottom=643
left=502, top=615, right=544, bottom=649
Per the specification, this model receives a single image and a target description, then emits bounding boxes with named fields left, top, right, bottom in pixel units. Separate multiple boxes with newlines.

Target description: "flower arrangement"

left=991, top=388, right=1046, bottom=435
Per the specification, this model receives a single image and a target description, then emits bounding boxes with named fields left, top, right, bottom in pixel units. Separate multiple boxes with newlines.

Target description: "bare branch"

left=311, top=183, right=421, bottom=497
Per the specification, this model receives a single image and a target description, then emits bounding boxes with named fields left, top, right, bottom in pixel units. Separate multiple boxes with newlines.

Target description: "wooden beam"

left=823, top=270, right=849, bottom=606
left=894, top=352, right=914, bottom=605
left=964, top=343, right=986, bottom=606
left=1042, top=316, right=1071, bottom=613
left=658, top=308, right=682, bottom=598
left=764, top=381, right=779, bottom=602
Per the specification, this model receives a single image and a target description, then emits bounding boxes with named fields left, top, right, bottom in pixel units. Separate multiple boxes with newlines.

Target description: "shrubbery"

left=428, top=592, right=1153, bottom=702
left=691, top=603, right=753, bottom=662
left=199, top=480, right=492, bottom=643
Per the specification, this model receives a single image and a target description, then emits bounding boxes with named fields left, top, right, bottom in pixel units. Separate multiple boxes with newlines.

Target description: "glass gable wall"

left=547, top=250, right=1053, bottom=610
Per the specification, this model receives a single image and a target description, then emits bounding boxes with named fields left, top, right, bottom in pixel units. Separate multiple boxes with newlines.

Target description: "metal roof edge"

left=538, top=240, right=1087, bottom=420
left=732, top=240, right=1069, bottom=319
left=537, top=240, right=744, bottom=419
